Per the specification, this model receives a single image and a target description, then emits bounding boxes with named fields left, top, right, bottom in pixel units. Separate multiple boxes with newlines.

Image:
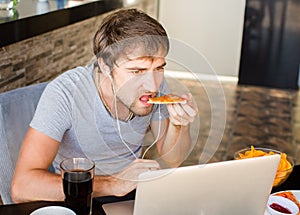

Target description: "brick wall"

left=0, top=0, right=158, bottom=93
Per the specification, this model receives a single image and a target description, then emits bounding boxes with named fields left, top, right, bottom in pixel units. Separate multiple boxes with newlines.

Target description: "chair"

left=0, top=82, right=48, bottom=204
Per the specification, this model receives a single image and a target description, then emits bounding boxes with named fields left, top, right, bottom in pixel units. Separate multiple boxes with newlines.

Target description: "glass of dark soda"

left=60, top=158, right=95, bottom=215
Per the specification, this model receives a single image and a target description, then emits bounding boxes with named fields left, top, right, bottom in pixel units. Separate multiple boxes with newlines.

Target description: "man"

left=11, top=8, right=198, bottom=203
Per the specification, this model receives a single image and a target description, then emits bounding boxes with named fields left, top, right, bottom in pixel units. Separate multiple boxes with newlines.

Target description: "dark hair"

left=93, top=8, right=169, bottom=69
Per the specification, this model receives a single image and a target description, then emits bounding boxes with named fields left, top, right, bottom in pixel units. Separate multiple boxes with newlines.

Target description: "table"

left=0, top=200, right=106, bottom=215
left=0, top=0, right=123, bottom=47
left=1, top=165, right=299, bottom=215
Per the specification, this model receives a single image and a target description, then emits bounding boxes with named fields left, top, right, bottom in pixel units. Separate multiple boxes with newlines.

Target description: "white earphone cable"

left=109, top=75, right=162, bottom=160
left=111, top=81, right=138, bottom=159
left=141, top=102, right=162, bottom=159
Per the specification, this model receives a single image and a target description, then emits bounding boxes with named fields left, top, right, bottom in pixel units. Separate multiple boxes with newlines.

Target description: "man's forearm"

left=93, top=175, right=117, bottom=197
left=159, top=123, right=192, bottom=167
left=12, top=169, right=119, bottom=203
left=11, top=170, right=64, bottom=203
left=13, top=162, right=153, bottom=203
left=93, top=172, right=139, bottom=198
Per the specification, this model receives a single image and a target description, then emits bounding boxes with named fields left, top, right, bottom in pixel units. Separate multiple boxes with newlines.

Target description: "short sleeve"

left=30, top=76, right=73, bottom=142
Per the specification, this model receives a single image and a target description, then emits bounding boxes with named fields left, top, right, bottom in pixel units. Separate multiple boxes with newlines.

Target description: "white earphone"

left=96, top=60, right=162, bottom=159
left=107, top=72, right=113, bottom=81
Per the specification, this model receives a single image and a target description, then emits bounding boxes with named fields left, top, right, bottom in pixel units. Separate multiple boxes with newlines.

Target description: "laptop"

left=102, top=155, right=280, bottom=215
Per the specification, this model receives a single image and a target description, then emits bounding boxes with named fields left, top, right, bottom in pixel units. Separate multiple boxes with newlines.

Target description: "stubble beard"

left=116, top=94, right=154, bottom=117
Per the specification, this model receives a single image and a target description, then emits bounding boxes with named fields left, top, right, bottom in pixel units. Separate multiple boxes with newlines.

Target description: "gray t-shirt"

left=30, top=64, right=169, bottom=175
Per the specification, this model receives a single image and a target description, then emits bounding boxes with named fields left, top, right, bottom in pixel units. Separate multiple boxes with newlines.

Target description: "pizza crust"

left=147, top=94, right=187, bottom=104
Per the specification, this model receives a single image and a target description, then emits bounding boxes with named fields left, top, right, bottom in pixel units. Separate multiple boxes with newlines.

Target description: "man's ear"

left=97, top=58, right=110, bottom=76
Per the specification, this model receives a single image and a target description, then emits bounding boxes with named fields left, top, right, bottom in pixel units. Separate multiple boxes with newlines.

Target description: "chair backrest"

left=0, top=82, right=48, bottom=204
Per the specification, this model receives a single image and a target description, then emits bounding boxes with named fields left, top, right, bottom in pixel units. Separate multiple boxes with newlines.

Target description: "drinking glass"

left=60, top=158, right=95, bottom=215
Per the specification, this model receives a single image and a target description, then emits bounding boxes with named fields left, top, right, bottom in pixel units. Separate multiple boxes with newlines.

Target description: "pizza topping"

left=147, top=94, right=186, bottom=104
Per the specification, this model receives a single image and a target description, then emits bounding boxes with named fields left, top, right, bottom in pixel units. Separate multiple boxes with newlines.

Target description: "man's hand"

left=166, top=93, right=198, bottom=126
left=111, top=159, right=160, bottom=196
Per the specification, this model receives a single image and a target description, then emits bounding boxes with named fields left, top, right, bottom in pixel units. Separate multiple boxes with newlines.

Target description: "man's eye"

left=155, top=67, right=165, bottom=72
left=131, top=70, right=143, bottom=74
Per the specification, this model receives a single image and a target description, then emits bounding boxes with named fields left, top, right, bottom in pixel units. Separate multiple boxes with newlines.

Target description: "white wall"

left=158, top=0, right=246, bottom=77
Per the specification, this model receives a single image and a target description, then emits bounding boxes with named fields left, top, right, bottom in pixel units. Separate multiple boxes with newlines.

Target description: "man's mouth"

left=139, top=94, right=155, bottom=106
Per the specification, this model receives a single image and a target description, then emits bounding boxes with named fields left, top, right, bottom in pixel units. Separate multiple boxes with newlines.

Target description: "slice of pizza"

left=147, top=94, right=186, bottom=104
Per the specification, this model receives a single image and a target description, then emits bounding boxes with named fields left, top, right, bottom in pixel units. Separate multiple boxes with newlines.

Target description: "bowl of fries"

left=234, top=146, right=294, bottom=187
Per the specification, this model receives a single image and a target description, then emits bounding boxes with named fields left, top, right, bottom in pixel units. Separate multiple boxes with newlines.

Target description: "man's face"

left=111, top=55, right=166, bottom=117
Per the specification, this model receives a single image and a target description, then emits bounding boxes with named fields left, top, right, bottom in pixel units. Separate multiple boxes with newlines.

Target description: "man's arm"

left=11, top=128, right=160, bottom=203
left=11, top=127, right=63, bottom=203
left=151, top=93, right=198, bottom=167
left=93, top=159, right=160, bottom=197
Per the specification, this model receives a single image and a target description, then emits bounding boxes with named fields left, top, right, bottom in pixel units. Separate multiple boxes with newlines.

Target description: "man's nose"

left=143, top=72, right=161, bottom=92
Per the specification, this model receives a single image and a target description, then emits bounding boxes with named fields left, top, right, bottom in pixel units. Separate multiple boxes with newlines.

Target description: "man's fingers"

left=133, top=159, right=160, bottom=170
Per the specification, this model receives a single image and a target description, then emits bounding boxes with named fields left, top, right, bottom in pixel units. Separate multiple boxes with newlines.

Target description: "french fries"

left=236, top=146, right=293, bottom=186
